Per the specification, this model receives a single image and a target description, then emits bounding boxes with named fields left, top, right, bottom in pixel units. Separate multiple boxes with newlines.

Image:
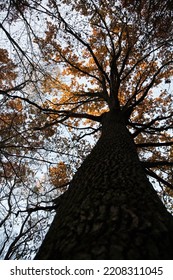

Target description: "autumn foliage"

left=0, top=0, right=173, bottom=259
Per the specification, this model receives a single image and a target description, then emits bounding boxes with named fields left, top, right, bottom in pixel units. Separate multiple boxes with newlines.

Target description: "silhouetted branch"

left=143, top=161, right=173, bottom=168
left=137, top=141, right=173, bottom=148
left=146, top=168, right=173, bottom=190
left=1, top=88, right=102, bottom=123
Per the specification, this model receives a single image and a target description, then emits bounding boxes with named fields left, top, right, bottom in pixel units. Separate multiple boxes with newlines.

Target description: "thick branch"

left=33, top=112, right=102, bottom=131
left=143, top=161, right=173, bottom=168
left=109, top=55, right=121, bottom=109
left=1, top=88, right=102, bottom=123
left=132, top=116, right=160, bottom=138
left=74, top=90, right=109, bottom=103
left=146, top=168, right=173, bottom=190
left=137, top=141, right=173, bottom=148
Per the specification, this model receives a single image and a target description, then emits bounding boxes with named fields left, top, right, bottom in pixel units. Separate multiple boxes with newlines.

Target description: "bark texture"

left=35, top=110, right=173, bottom=259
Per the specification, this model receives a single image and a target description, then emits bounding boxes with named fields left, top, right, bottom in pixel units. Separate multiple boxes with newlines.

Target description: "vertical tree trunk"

left=35, top=110, right=173, bottom=259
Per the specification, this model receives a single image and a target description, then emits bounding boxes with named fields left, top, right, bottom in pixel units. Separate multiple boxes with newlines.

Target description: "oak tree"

left=1, top=0, right=173, bottom=259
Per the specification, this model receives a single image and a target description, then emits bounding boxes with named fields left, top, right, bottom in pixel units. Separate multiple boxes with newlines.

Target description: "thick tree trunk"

left=35, top=110, right=173, bottom=259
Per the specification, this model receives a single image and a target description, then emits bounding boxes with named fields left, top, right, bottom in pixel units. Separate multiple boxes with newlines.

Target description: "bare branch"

left=146, top=168, right=173, bottom=190
left=143, top=161, right=173, bottom=168
left=0, top=23, right=34, bottom=67
left=137, top=141, right=173, bottom=148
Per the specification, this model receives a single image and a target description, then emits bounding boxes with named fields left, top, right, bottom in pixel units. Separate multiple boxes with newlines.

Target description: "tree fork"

left=35, top=110, right=173, bottom=259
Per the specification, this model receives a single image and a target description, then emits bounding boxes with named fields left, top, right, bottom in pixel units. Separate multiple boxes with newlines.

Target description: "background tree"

left=0, top=0, right=173, bottom=259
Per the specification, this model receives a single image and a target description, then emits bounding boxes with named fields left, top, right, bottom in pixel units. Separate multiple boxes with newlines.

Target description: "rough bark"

left=35, top=110, right=173, bottom=259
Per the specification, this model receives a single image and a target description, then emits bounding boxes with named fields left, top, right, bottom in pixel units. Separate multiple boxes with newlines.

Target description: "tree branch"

left=1, top=87, right=102, bottom=123
left=16, top=205, right=56, bottom=216
left=132, top=116, right=160, bottom=138
left=74, top=90, right=109, bottom=103
left=131, top=112, right=173, bottom=138
left=145, top=168, right=173, bottom=190
left=136, top=141, right=173, bottom=148
left=143, top=161, right=173, bottom=168
left=121, top=43, right=167, bottom=82
left=130, top=60, right=173, bottom=110
left=55, top=6, right=110, bottom=84
left=0, top=23, right=34, bottom=67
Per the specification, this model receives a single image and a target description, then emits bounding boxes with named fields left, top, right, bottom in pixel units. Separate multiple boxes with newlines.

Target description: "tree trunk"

left=35, top=110, right=173, bottom=259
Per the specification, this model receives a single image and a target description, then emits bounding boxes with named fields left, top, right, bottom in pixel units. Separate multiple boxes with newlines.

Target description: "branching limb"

left=16, top=205, right=56, bottom=216
left=1, top=88, right=102, bottom=123
left=54, top=6, right=110, bottom=85
left=130, top=60, right=173, bottom=110
left=0, top=23, right=34, bottom=67
left=130, top=112, right=173, bottom=138
left=131, top=116, right=161, bottom=138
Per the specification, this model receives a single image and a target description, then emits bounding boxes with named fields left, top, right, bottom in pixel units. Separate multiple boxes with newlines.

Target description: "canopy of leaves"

left=0, top=0, right=173, bottom=259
